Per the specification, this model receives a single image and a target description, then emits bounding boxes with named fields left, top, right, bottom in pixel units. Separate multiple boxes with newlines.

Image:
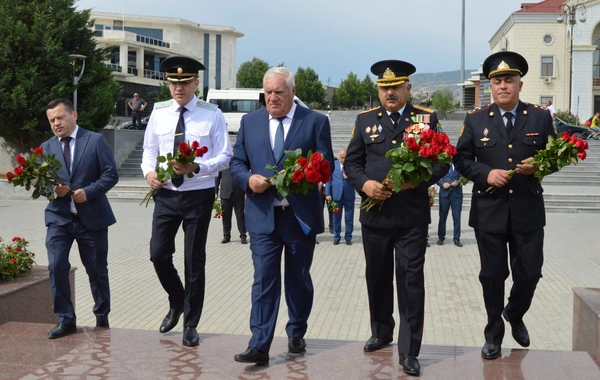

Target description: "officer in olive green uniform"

left=453, top=51, right=556, bottom=360
left=345, top=60, right=449, bottom=376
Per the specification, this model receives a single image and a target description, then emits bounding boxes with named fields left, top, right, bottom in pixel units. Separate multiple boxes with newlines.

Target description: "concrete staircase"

left=110, top=110, right=600, bottom=213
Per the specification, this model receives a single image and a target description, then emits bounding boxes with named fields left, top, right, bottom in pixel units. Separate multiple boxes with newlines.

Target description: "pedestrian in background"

left=215, top=167, right=247, bottom=244
left=128, top=93, right=147, bottom=130
left=436, top=163, right=463, bottom=247
left=325, top=148, right=355, bottom=245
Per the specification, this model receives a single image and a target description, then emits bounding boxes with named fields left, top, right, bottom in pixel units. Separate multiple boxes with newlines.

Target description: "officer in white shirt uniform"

left=141, top=56, right=232, bottom=347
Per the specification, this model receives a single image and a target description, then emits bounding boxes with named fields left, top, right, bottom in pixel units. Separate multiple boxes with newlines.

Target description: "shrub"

left=0, top=237, right=36, bottom=281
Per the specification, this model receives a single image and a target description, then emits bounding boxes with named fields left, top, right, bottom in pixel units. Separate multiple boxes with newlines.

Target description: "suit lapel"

left=395, top=104, right=416, bottom=140
left=282, top=106, right=306, bottom=161
left=71, top=128, right=89, bottom=176
left=379, top=106, right=396, bottom=136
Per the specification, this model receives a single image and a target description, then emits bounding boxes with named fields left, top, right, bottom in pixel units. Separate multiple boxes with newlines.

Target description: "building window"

left=593, top=37, right=600, bottom=78
left=540, top=96, right=554, bottom=106
left=541, top=56, right=554, bottom=77
left=543, top=34, right=554, bottom=45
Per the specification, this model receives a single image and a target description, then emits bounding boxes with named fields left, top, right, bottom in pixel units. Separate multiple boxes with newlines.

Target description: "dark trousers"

left=332, top=195, right=354, bottom=241
left=321, top=193, right=333, bottom=230
left=46, top=219, right=110, bottom=324
left=437, top=190, right=462, bottom=241
left=474, top=227, right=544, bottom=344
left=150, top=188, right=214, bottom=327
left=221, top=195, right=246, bottom=239
left=248, top=207, right=316, bottom=352
left=131, top=111, right=143, bottom=129
left=362, top=224, right=427, bottom=356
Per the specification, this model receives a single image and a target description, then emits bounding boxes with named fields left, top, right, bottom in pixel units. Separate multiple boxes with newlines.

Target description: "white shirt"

left=548, top=103, right=557, bottom=117
left=141, top=96, right=232, bottom=191
left=269, top=103, right=297, bottom=206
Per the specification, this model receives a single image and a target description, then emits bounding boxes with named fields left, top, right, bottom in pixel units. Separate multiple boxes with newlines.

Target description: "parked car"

left=121, top=116, right=149, bottom=130
left=554, top=117, right=593, bottom=139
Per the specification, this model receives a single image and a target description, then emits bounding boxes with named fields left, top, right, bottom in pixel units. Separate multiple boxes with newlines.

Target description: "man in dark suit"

left=345, top=60, right=448, bottom=376
left=453, top=51, right=556, bottom=360
left=325, top=148, right=356, bottom=245
left=42, top=98, right=118, bottom=339
left=230, top=67, right=333, bottom=365
left=436, top=163, right=464, bottom=247
left=215, top=167, right=247, bottom=244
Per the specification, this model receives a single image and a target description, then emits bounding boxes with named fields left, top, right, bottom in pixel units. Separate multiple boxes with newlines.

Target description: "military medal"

left=366, top=126, right=371, bottom=134
left=480, top=128, right=490, bottom=142
left=378, top=125, right=382, bottom=132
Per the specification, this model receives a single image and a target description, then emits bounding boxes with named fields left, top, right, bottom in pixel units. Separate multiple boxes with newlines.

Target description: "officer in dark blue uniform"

left=453, top=51, right=556, bottom=360
left=345, top=60, right=449, bottom=376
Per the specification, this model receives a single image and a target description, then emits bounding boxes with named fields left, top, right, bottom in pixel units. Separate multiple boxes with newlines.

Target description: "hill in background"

left=410, top=69, right=475, bottom=99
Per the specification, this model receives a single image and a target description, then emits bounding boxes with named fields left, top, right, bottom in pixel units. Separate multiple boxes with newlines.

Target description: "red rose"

left=14, top=167, right=23, bottom=176
left=406, top=137, right=419, bottom=152
left=10, top=258, right=16, bottom=264
left=191, top=141, right=200, bottom=150
left=12, top=237, right=21, bottom=242
left=6, top=172, right=14, bottom=182
left=430, top=144, right=442, bottom=156
left=297, top=157, right=309, bottom=168
left=16, top=154, right=26, bottom=167
left=178, top=142, right=192, bottom=156
left=291, top=169, right=304, bottom=183
left=419, top=129, right=434, bottom=144
left=561, top=132, right=570, bottom=141
left=305, top=169, right=322, bottom=184
left=310, top=159, right=322, bottom=172
left=310, top=152, right=322, bottom=163
left=319, top=162, right=331, bottom=183
left=34, top=146, right=44, bottom=155
left=419, top=146, right=431, bottom=157
left=578, top=151, right=587, bottom=160
left=583, top=140, right=589, bottom=150
left=568, top=135, right=578, bottom=145
left=198, top=146, right=208, bottom=157
left=444, top=145, right=458, bottom=157
left=575, top=139, right=584, bottom=151
left=440, top=132, right=450, bottom=145
left=194, top=149, right=204, bottom=157
left=429, top=201, right=434, bottom=207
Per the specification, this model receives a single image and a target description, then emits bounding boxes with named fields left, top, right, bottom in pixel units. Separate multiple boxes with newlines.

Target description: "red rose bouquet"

left=266, top=149, right=331, bottom=198
left=361, top=129, right=457, bottom=211
left=0, top=236, right=36, bottom=281
left=326, top=199, right=341, bottom=214
left=140, top=141, right=208, bottom=207
left=6, top=146, right=73, bottom=201
left=487, top=132, right=589, bottom=193
left=213, top=201, right=223, bottom=218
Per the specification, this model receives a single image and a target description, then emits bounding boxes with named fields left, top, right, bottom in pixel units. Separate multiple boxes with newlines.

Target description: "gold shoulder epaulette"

left=413, top=104, right=434, bottom=113
left=468, top=104, right=492, bottom=115
left=360, top=106, right=379, bottom=114
left=154, top=99, right=174, bottom=109
left=197, top=99, right=218, bottom=111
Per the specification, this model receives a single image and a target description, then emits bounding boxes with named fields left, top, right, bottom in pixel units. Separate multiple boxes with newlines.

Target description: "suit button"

left=392, top=140, right=397, bottom=144
left=509, top=189, right=514, bottom=194
left=477, top=190, right=481, bottom=194
left=508, top=144, right=513, bottom=149
left=508, top=158, right=513, bottom=163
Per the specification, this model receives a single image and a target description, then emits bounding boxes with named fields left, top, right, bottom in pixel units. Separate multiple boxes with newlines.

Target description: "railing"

left=593, top=78, right=600, bottom=87
left=105, top=63, right=122, bottom=73
left=127, top=66, right=138, bottom=76
left=144, top=69, right=166, bottom=81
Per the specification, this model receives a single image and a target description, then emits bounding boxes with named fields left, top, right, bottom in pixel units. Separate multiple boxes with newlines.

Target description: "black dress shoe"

left=159, top=308, right=183, bottom=333
left=234, top=347, right=269, bottom=365
left=96, top=318, right=110, bottom=328
left=437, top=239, right=444, bottom=246
left=333, top=240, right=340, bottom=245
left=288, top=337, right=306, bottom=353
left=345, top=240, right=352, bottom=245
left=221, top=237, right=230, bottom=244
left=503, top=310, right=530, bottom=347
left=182, top=327, right=199, bottom=347
left=399, top=354, right=420, bottom=376
left=48, top=322, right=77, bottom=339
left=454, top=239, right=464, bottom=247
left=481, top=342, right=502, bottom=359
left=240, top=237, right=248, bottom=244
left=363, top=336, right=393, bottom=352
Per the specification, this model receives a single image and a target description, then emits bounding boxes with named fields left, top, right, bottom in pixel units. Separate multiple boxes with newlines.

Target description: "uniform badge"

left=459, top=124, right=465, bottom=137
left=523, top=110, right=528, bottom=115
left=480, top=128, right=490, bottom=142
left=378, top=125, right=382, bottom=132
left=489, top=111, right=494, bottom=117
left=370, top=134, right=379, bottom=142
left=350, top=126, right=356, bottom=140
left=378, top=112, right=383, bottom=117
left=366, top=126, right=371, bottom=134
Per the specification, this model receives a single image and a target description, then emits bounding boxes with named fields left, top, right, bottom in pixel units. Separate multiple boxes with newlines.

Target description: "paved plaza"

left=0, top=193, right=597, bottom=353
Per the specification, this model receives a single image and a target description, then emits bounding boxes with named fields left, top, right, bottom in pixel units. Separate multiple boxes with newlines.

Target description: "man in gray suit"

left=215, top=168, right=247, bottom=244
left=42, top=98, right=118, bottom=339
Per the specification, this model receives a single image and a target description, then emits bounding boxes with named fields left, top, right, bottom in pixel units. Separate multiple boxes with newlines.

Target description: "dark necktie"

left=390, top=112, right=400, bottom=126
left=273, top=117, right=286, bottom=201
left=504, top=113, right=514, bottom=136
left=61, top=136, right=72, bottom=174
left=172, top=107, right=187, bottom=188
left=273, top=117, right=285, bottom=162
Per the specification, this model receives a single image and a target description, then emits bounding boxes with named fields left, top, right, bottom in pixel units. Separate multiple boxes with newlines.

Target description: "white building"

left=90, top=11, right=243, bottom=116
left=464, top=0, right=600, bottom=120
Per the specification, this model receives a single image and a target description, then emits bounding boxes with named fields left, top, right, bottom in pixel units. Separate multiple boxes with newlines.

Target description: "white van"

left=206, top=88, right=308, bottom=133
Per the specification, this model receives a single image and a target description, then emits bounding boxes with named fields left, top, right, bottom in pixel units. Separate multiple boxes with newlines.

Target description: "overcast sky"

left=76, top=0, right=528, bottom=86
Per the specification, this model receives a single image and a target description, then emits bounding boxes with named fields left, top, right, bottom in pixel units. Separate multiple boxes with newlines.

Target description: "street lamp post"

left=68, top=54, right=87, bottom=110
left=557, top=2, right=586, bottom=116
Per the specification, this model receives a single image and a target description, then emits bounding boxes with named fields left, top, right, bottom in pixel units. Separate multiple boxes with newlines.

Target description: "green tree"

left=335, top=72, right=363, bottom=109
left=0, top=0, right=121, bottom=149
left=430, top=89, right=458, bottom=118
left=237, top=57, right=269, bottom=88
left=360, top=75, right=378, bottom=109
left=295, top=67, right=325, bottom=107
